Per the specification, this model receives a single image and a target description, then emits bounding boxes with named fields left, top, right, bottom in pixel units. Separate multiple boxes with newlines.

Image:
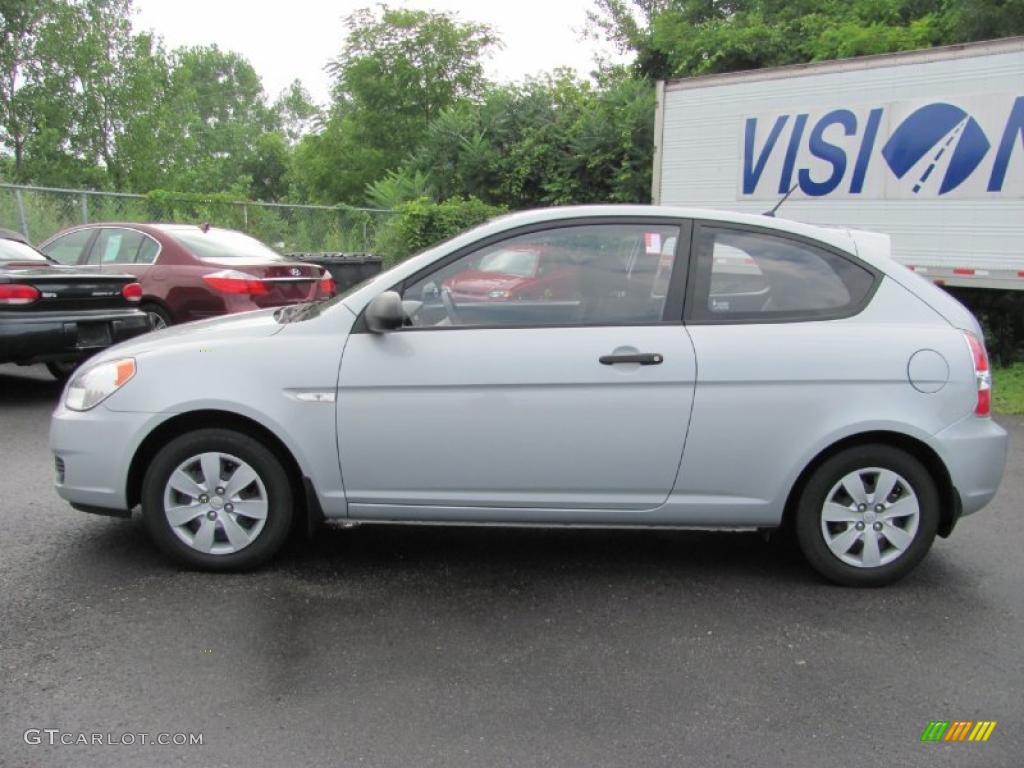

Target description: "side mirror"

left=365, top=291, right=405, bottom=333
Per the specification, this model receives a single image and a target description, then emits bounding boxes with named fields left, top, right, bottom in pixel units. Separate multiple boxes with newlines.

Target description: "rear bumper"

left=0, top=309, right=150, bottom=365
left=935, top=415, right=1009, bottom=516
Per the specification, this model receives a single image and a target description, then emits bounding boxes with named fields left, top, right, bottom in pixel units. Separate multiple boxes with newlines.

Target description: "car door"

left=337, top=218, right=697, bottom=522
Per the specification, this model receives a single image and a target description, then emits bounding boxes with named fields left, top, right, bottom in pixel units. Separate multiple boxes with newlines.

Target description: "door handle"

left=599, top=352, right=664, bottom=365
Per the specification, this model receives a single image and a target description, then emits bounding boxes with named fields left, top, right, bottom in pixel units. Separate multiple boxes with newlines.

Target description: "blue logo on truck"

left=741, top=95, right=1023, bottom=198
left=881, top=103, right=989, bottom=194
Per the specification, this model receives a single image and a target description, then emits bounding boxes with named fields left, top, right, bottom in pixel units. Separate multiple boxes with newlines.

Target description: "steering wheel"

left=440, top=286, right=462, bottom=325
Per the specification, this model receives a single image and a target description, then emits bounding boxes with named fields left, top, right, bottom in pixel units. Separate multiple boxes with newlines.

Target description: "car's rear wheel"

left=141, top=428, right=293, bottom=571
left=141, top=302, right=172, bottom=330
left=795, top=444, right=939, bottom=587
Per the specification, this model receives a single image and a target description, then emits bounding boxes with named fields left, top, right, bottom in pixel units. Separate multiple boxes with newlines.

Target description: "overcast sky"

left=132, top=0, right=627, bottom=105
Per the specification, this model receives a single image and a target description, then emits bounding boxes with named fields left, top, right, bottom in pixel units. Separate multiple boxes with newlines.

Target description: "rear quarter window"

left=689, top=226, right=876, bottom=323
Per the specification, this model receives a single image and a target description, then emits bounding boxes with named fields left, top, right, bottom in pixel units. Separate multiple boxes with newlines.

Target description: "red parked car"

left=39, top=224, right=334, bottom=328
left=442, top=244, right=581, bottom=302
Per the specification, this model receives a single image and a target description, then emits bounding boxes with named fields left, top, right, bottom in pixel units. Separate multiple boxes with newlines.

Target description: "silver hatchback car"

left=50, top=206, right=1008, bottom=586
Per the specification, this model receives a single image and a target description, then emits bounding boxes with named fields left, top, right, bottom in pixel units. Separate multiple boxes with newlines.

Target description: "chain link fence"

left=0, top=183, right=395, bottom=252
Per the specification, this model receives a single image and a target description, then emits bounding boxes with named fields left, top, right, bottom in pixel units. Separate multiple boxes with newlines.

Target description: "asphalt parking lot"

left=1, top=362, right=1021, bottom=768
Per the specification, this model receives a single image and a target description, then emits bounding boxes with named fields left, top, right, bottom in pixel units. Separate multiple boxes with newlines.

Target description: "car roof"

left=46, top=222, right=243, bottom=238
left=149, top=224, right=244, bottom=236
left=0, top=228, right=29, bottom=244
left=481, top=205, right=857, bottom=249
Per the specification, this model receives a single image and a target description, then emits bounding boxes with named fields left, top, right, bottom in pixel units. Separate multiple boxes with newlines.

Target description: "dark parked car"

left=40, top=223, right=335, bottom=329
left=0, top=228, right=150, bottom=380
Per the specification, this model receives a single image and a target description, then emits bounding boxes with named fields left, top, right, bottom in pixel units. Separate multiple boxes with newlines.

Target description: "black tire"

left=141, top=302, right=172, bottom=330
left=141, top=428, right=294, bottom=571
left=46, top=360, right=81, bottom=382
left=795, top=444, right=939, bottom=587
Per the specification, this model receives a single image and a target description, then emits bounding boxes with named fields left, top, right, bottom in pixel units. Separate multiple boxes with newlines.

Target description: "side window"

left=92, top=228, right=145, bottom=265
left=136, top=235, right=160, bottom=264
left=401, top=223, right=682, bottom=328
left=41, top=229, right=93, bottom=266
left=691, top=227, right=874, bottom=321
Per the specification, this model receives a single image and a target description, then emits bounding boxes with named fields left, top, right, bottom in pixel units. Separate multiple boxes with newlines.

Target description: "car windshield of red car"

left=0, top=238, right=48, bottom=263
left=170, top=228, right=284, bottom=261
left=477, top=248, right=538, bottom=277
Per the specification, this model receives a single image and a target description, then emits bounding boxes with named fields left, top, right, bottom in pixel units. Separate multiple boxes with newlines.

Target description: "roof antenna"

left=764, top=182, right=799, bottom=218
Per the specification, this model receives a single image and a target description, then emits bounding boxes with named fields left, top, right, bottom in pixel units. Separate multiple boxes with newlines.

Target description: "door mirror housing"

left=365, top=291, right=405, bottom=333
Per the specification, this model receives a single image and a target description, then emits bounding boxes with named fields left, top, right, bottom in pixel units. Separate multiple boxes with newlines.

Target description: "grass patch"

left=993, top=364, right=1024, bottom=415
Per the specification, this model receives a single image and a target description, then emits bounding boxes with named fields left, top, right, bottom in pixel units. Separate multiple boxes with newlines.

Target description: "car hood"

left=86, top=307, right=286, bottom=365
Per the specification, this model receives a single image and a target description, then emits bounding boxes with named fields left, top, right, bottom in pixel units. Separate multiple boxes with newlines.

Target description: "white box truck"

left=652, top=37, right=1024, bottom=290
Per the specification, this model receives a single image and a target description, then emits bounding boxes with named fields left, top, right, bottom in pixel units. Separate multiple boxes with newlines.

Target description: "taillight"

left=202, top=270, right=268, bottom=295
left=0, top=284, right=40, bottom=306
left=963, top=331, right=991, bottom=417
left=121, top=282, right=143, bottom=301
left=319, top=275, right=336, bottom=296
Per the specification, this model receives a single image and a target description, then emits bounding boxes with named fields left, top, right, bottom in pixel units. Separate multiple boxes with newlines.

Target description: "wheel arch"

left=781, top=430, right=959, bottom=538
left=126, top=409, right=310, bottom=527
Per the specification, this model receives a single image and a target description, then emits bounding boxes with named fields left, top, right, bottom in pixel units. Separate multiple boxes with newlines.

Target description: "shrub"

left=374, top=196, right=506, bottom=265
left=943, top=287, right=1024, bottom=366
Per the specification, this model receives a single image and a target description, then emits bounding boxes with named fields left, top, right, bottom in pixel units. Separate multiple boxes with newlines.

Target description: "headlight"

left=65, top=358, right=136, bottom=411
left=487, top=290, right=510, bottom=299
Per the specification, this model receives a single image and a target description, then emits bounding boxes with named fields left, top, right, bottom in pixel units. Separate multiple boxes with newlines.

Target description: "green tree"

left=588, top=0, right=1024, bottom=80
left=273, top=79, right=321, bottom=146
left=0, top=0, right=52, bottom=177
left=157, top=45, right=276, bottom=193
left=115, top=43, right=293, bottom=200
left=374, top=195, right=505, bottom=263
left=941, top=0, right=1024, bottom=41
left=110, top=32, right=174, bottom=191
left=242, top=131, right=291, bottom=202
left=293, top=5, right=499, bottom=204
left=1, top=0, right=139, bottom=186
left=404, top=69, right=655, bottom=207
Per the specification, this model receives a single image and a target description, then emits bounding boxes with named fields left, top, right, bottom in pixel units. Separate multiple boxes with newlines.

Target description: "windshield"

left=168, top=228, right=284, bottom=261
left=477, top=248, right=539, bottom=277
left=0, top=238, right=49, bottom=263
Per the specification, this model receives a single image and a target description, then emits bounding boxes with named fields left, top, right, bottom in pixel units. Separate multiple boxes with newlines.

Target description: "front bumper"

left=50, top=402, right=161, bottom=514
left=935, top=415, right=1009, bottom=516
left=0, top=309, right=151, bottom=365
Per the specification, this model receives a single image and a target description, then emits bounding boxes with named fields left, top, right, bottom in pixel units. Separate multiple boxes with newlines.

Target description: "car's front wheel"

left=141, top=428, right=293, bottom=570
left=795, top=444, right=939, bottom=587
